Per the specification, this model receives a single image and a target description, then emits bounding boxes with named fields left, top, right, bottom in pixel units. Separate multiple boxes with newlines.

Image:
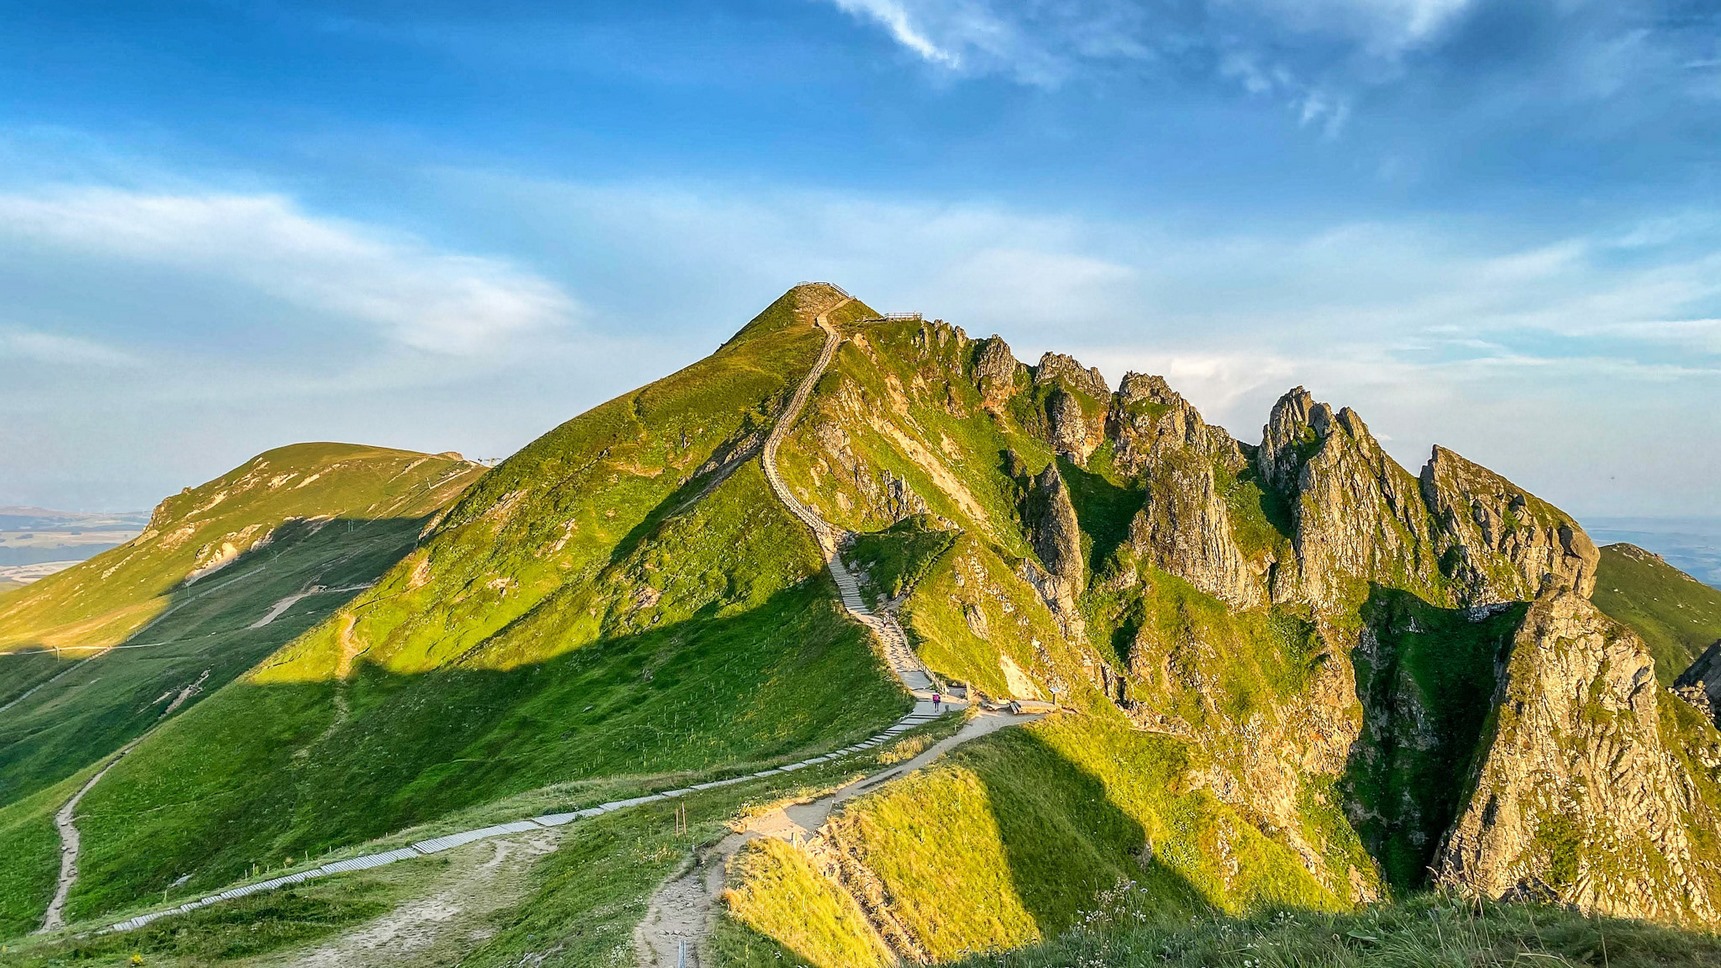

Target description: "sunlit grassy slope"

left=32, top=284, right=909, bottom=927
left=0, top=442, right=480, bottom=657
left=718, top=713, right=1345, bottom=968
left=0, top=443, right=483, bottom=936
left=1594, top=542, right=1721, bottom=683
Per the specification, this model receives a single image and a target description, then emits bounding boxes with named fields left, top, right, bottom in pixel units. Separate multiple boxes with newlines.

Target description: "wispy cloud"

left=814, top=0, right=1711, bottom=141
left=0, top=329, right=141, bottom=368
left=827, top=0, right=961, bottom=67
left=0, top=188, right=578, bottom=355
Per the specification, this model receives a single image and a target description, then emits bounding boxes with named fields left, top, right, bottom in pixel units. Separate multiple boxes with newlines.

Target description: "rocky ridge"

left=1437, top=590, right=1721, bottom=924
left=772, top=308, right=1715, bottom=926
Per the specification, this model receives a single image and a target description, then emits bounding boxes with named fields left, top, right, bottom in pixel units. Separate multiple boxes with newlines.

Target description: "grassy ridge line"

left=0, top=443, right=481, bottom=656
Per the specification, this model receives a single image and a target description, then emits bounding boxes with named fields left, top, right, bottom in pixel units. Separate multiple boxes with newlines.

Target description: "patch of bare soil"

left=264, top=830, right=561, bottom=968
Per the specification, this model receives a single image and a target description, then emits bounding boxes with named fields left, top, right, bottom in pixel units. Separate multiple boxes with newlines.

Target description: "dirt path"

left=39, top=671, right=210, bottom=933
left=40, top=741, right=140, bottom=933
left=270, top=831, right=561, bottom=968
left=756, top=297, right=939, bottom=697
left=633, top=710, right=1036, bottom=966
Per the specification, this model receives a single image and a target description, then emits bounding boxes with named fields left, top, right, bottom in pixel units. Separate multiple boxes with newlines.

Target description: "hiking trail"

left=634, top=290, right=1038, bottom=966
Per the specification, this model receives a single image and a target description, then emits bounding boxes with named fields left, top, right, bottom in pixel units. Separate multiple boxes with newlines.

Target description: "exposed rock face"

left=1111, top=374, right=1268, bottom=608
left=1033, top=353, right=1110, bottom=461
left=807, top=420, right=929, bottom=527
left=1421, top=446, right=1599, bottom=602
left=1107, top=373, right=1245, bottom=475
left=1436, top=590, right=1721, bottom=924
left=1034, top=352, right=1109, bottom=400
left=1674, top=641, right=1721, bottom=725
left=1020, top=462, right=1087, bottom=640
left=1023, top=463, right=1084, bottom=595
left=1256, top=388, right=1440, bottom=608
left=971, top=337, right=1023, bottom=410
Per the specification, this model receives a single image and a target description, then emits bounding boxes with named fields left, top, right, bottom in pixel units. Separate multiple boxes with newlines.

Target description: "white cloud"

left=8, top=169, right=1718, bottom=517
left=446, top=171, right=1721, bottom=514
left=828, top=0, right=962, bottom=67
left=813, top=0, right=1475, bottom=124
left=0, top=329, right=141, bottom=368
left=0, top=188, right=577, bottom=355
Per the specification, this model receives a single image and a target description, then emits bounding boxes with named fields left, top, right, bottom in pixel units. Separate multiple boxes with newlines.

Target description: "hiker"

left=932, top=691, right=941, bottom=710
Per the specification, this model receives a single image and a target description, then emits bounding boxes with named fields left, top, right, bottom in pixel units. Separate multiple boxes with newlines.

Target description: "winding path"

left=634, top=292, right=1036, bottom=966
left=41, top=672, right=208, bottom=933
left=758, top=297, right=939, bottom=696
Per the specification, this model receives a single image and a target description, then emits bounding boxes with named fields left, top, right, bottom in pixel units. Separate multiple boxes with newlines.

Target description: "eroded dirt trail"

left=41, top=742, right=138, bottom=933
left=250, top=583, right=373, bottom=629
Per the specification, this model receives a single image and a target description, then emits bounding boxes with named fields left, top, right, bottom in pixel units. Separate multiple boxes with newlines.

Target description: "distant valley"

left=0, top=507, right=149, bottom=588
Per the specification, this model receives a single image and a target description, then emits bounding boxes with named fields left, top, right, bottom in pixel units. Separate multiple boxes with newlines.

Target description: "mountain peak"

left=724, top=281, right=863, bottom=345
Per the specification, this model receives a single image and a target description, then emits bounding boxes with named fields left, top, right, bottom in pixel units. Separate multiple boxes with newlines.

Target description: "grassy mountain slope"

left=32, top=285, right=909, bottom=927
left=720, top=308, right=1705, bottom=964
left=1593, top=542, right=1721, bottom=683
left=0, top=443, right=482, bottom=936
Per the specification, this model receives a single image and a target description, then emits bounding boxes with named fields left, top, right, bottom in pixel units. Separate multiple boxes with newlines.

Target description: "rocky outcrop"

left=1436, top=590, right=1721, bottom=924
left=1020, top=462, right=1088, bottom=640
left=805, top=420, right=930, bottom=527
left=1110, top=374, right=1268, bottom=608
left=1023, top=463, right=1084, bottom=595
left=971, top=337, right=1023, bottom=410
left=1107, top=373, right=1245, bottom=475
left=1033, top=353, right=1110, bottom=461
left=1256, top=388, right=1441, bottom=608
left=1675, top=641, right=1721, bottom=726
left=1420, top=446, right=1598, bottom=602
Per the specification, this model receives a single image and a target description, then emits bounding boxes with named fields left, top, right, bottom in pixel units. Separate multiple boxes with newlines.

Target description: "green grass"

left=1344, top=589, right=1526, bottom=891
left=807, top=715, right=1342, bottom=962
left=717, top=838, right=895, bottom=968
left=5, top=859, right=419, bottom=967
left=0, top=443, right=481, bottom=658
left=426, top=720, right=955, bottom=968
left=1087, top=565, right=1322, bottom=724
left=898, top=535, right=1092, bottom=705
left=0, top=446, right=482, bottom=938
left=954, top=892, right=1721, bottom=967
left=844, top=517, right=958, bottom=606
left=774, top=317, right=1052, bottom=560
left=21, top=286, right=909, bottom=929
left=1593, top=543, right=1721, bottom=684
left=0, top=778, right=71, bottom=938
left=1058, top=450, right=1145, bottom=576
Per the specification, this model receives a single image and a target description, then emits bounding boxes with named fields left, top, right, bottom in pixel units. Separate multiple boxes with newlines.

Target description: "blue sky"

left=1, top=0, right=1717, bottom=519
